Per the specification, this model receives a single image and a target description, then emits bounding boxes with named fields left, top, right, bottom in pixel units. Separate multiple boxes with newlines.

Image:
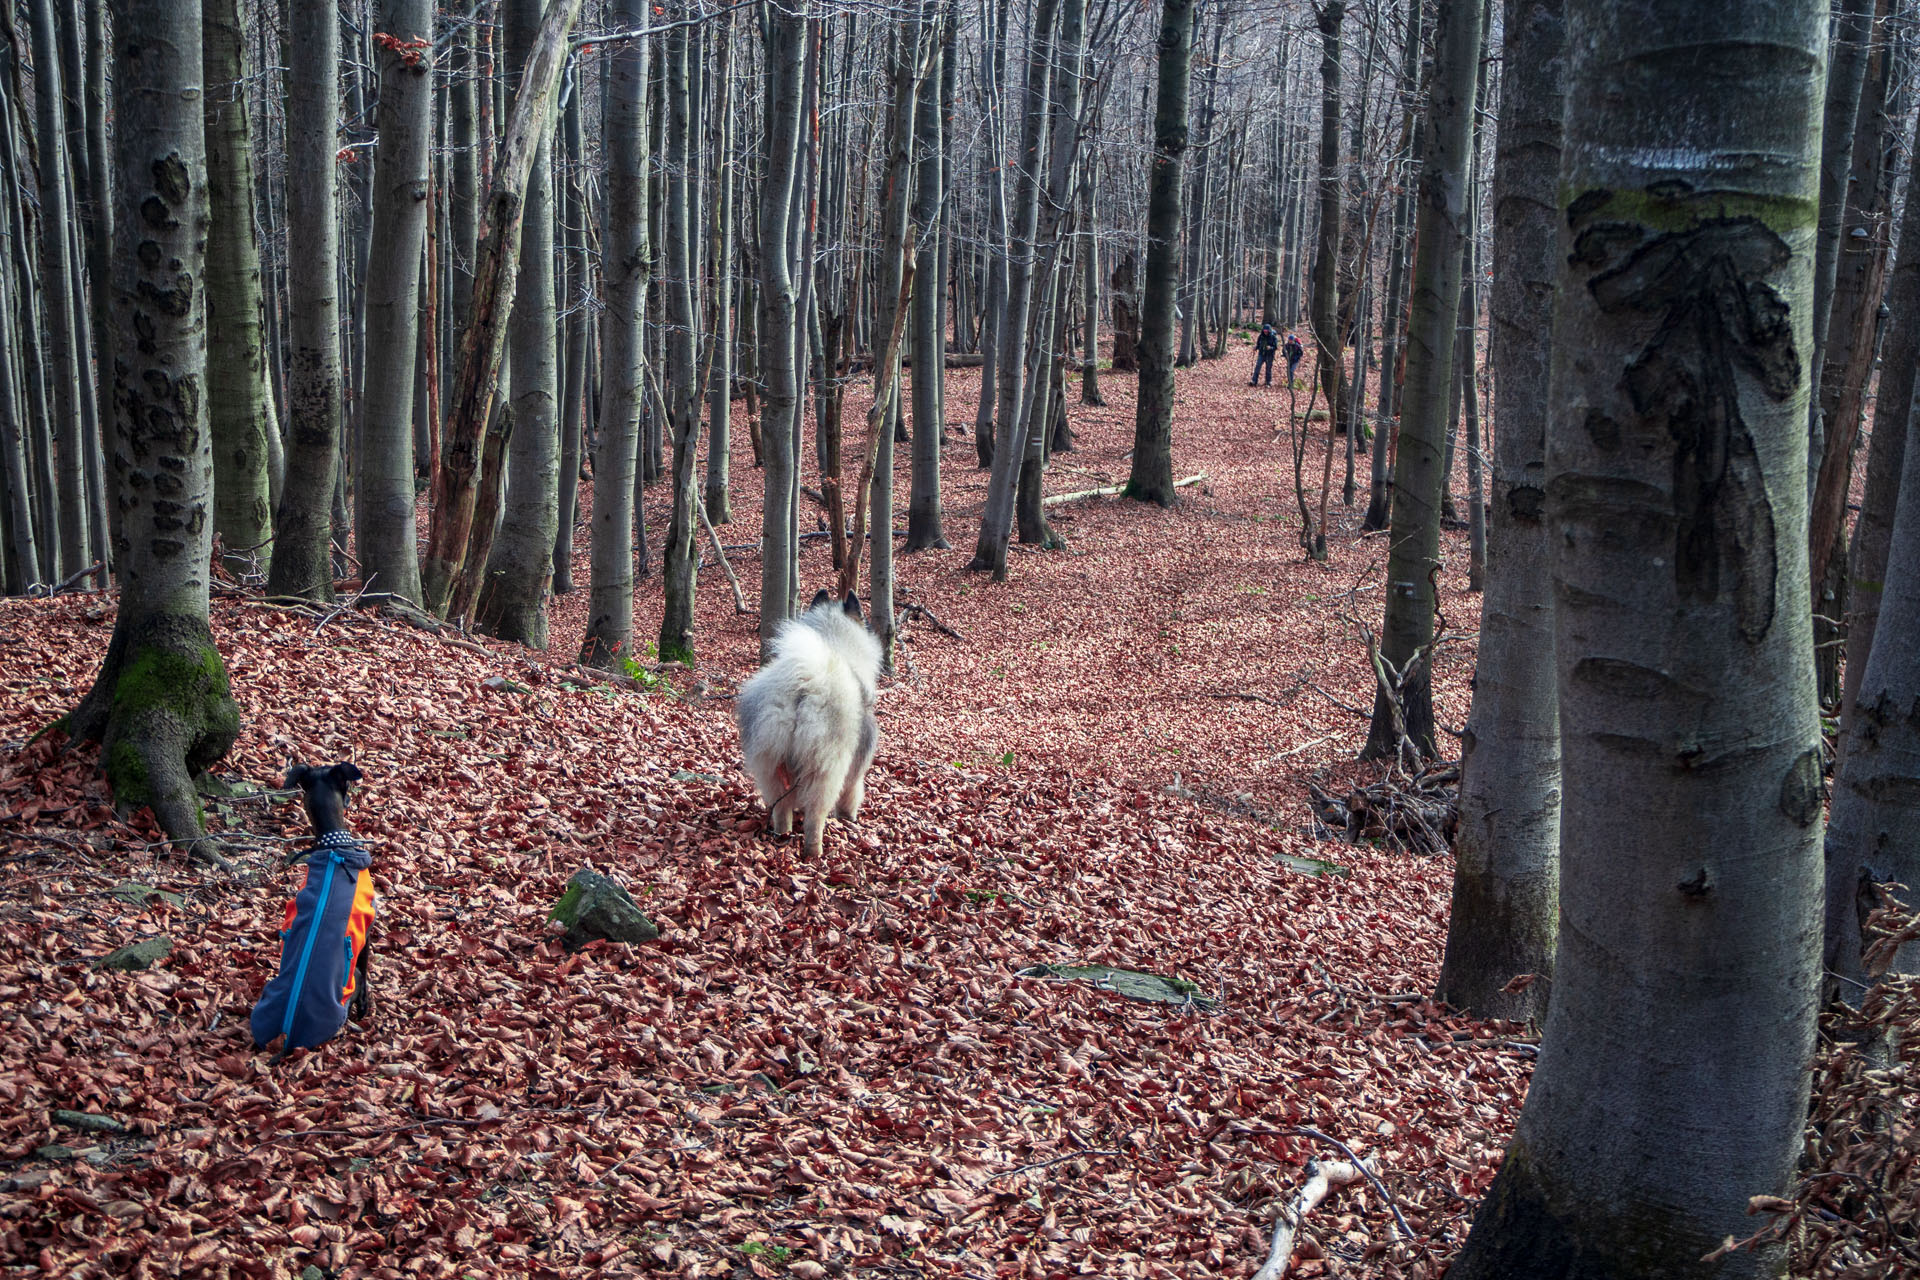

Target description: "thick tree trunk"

left=265, top=0, right=345, bottom=602
left=352, top=0, right=431, bottom=606
left=657, top=13, right=701, bottom=663
left=68, top=0, right=239, bottom=855
left=755, top=0, right=806, bottom=661
left=1435, top=0, right=1562, bottom=1026
left=1124, top=0, right=1195, bottom=509
left=1362, top=0, right=1479, bottom=763
left=581, top=1, right=652, bottom=669
left=202, top=0, right=278, bottom=578
left=419, top=0, right=584, bottom=620
left=553, top=78, right=587, bottom=593
left=1449, top=3, right=1825, bottom=1275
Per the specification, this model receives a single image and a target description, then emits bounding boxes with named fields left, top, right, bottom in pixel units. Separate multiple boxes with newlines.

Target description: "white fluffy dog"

left=736, top=591, right=883, bottom=858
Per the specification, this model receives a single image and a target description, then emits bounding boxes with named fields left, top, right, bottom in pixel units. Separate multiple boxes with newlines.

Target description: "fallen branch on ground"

left=1251, top=1159, right=1364, bottom=1280
left=1044, top=472, right=1207, bottom=506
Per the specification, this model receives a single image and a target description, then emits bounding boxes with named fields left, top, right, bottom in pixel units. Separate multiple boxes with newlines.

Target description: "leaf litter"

left=0, top=348, right=1530, bottom=1277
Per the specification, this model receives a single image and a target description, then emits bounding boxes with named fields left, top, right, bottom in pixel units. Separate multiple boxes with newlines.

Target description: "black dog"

left=250, top=762, right=377, bottom=1063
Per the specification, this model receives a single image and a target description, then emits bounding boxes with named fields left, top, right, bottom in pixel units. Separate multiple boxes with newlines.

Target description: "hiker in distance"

left=1252, top=322, right=1280, bottom=386
left=1282, top=331, right=1305, bottom=385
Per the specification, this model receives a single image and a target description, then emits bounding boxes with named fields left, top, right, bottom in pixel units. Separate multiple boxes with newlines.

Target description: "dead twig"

left=1251, top=1158, right=1365, bottom=1280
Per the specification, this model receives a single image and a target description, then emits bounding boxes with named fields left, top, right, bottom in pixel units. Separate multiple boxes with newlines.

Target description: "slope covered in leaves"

left=0, top=349, right=1523, bottom=1278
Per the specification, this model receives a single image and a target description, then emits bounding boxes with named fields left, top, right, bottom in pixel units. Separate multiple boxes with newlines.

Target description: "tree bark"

left=1302, top=0, right=1346, bottom=558
left=201, top=0, right=278, bottom=578
left=419, top=0, right=584, bottom=620
left=1435, top=0, right=1562, bottom=1026
left=31, top=0, right=89, bottom=577
left=754, top=0, right=806, bottom=662
left=1449, top=2, right=1825, bottom=1274
left=1361, top=0, right=1479, bottom=762
left=906, top=12, right=950, bottom=553
left=265, top=0, right=345, bottom=602
left=352, top=0, right=432, bottom=605
left=581, top=1, right=652, bottom=669
left=1124, top=0, right=1196, bottom=509
left=703, top=19, right=735, bottom=527
left=656, top=10, right=701, bottom=663
left=68, top=0, right=239, bottom=855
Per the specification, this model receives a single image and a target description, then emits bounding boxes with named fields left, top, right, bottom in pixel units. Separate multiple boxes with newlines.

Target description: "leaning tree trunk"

left=353, top=0, right=432, bottom=606
left=1124, top=0, right=1196, bottom=509
left=656, top=12, right=701, bottom=663
left=1449, top=2, right=1826, bottom=1276
left=1361, top=0, right=1479, bottom=763
left=202, top=0, right=278, bottom=578
left=582, top=12, right=651, bottom=669
left=67, top=0, right=239, bottom=855
left=1435, top=0, right=1562, bottom=1026
left=476, top=0, right=561, bottom=647
left=1303, top=0, right=1346, bottom=559
left=265, top=0, right=345, bottom=602
left=754, top=0, right=806, bottom=661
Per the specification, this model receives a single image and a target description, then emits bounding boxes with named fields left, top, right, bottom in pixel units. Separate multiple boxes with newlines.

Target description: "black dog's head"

left=808, top=589, right=865, bottom=628
left=284, top=761, right=363, bottom=839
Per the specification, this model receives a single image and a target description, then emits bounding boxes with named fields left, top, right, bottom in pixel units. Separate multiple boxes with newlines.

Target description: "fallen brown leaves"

left=0, top=349, right=1526, bottom=1278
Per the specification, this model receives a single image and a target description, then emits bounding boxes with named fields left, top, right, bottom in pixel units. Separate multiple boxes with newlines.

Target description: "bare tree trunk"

left=906, top=11, right=951, bottom=552
left=352, top=0, right=431, bottom=605
left=1079, top=171, right=1102, bottom=406
left=581, top=1, right=652, bottom=668
left=265, top=0, right=345, bottom=602
left=703, top=18, right=735, bottom=526
left=67, top=0, right=238, bottom=855
left=1450, top=2, right=1825, bottom=1274
left=1361, top=0, right=1479, bottom=762
left=420, top=0, right=583, bottom=620
left=657, top=9, right=701, bottom=663
left=754, top=0, right=806, bottom=661
left=1436, top=0, right=1562, bottom=1025
left=553, top=73, right=587, bottom=592
left=1302, top=1, right=1346, bottom=560
left=1124, top=0, right=1196, bottom=509
left=30, top=0, right=88, bottom=577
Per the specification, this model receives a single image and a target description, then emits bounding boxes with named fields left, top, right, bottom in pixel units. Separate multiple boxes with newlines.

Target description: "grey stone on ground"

left=98, top=937, right=171, bottom=971
left=1016, top=963, right=1219, bottom=1009
left=549, top=869, right=659, bottom=949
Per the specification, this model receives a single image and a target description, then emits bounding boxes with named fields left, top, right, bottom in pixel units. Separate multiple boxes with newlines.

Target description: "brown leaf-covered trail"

left=0, top=346, right=1520, bottom=1278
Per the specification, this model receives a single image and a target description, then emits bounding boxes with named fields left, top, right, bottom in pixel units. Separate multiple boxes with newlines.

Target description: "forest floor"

left=0, top=341, right=1527, bottom=1279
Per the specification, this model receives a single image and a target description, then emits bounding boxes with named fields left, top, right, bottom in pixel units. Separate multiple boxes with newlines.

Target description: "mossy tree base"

left=67, top=611, right=240, bottom=861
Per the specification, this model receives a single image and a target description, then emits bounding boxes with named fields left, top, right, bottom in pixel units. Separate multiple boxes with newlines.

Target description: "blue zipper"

left=280, top=853, right=341, bottom=1046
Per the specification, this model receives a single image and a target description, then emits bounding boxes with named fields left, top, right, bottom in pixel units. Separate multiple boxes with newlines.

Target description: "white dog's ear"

left=810, top=589, right=833, bottom=611
left=841, top=593, right=865, bottom=626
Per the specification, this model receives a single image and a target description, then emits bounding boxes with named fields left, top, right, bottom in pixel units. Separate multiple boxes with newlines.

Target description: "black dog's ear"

left=283, top=762, right=314, bottom=791
left=841, top=592, right=864, bottom=625
left=810, top=589, right=833, bottom=611
left=329, top=762, right=363, bottom=788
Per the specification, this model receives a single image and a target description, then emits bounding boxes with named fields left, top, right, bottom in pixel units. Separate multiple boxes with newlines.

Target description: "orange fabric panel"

left=338, top=870, right=377, bottom=1003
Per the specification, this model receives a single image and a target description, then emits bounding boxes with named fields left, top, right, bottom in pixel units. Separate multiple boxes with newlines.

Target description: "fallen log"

left=1044, top=471, right=1207, bottom=507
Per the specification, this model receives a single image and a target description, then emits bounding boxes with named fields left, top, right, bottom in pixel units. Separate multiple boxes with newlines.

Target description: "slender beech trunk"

left=1365, top=0, right=1421, bottom=534
left=1079, top=172, right=1102, bottom=406
left=968, top=0, right=1060, bottom=576
left=202, top=0, right=278, bottom=578
left=657, top=12, right=700, bottom=662
left=581, top=1, right=652, bottom=668
left=266, top=0, right=345, bottom=601
left=1124, top=0, right=1196, bottom=509
left=0, top=171, right=38, bottom=589
left=1362, top=0, right=1479, bottom=762
left=1299, top=1, right=1346, bottom=559
left=67, top=0, right=238, bottom=854
left=1175, top=7, right=1219, bottom=369
left=1436, top=0, right=1562, bottom=1025
left=30, top=0, right=88, bottom=576
left=420, top=0, right=584, bottom=620
left=1807, top=0, right=1876, bottom=498
left=755, top=0, right=806, bottom=660
left=554, top=74, right=587, bottom=591
left=353, top=0, right=432, bottom=605
left=972, top=0, right=1010, bottom=468
left=1450, top=3, right=1825, bottom=1274
left=906, top=15, right=950, bottom=552
left=703, top=20, right=735, bottom=525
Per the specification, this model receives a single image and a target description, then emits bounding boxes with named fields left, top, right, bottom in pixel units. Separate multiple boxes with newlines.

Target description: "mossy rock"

left=98, top=937, right=172, bottom=971
left=1015, top=962, right=1218, bottom=1009
left=1276, top=853, right=1349, bottom=879
left=550, top=870, right=659, bottom=949
left=52, top=1110, right=126, bottom=1134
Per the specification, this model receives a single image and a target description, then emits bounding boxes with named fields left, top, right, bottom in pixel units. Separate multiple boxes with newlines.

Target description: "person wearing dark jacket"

left=1252, top=323, right=1280, bottom=385
left=1282, top=331, right=1305, bottom=384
